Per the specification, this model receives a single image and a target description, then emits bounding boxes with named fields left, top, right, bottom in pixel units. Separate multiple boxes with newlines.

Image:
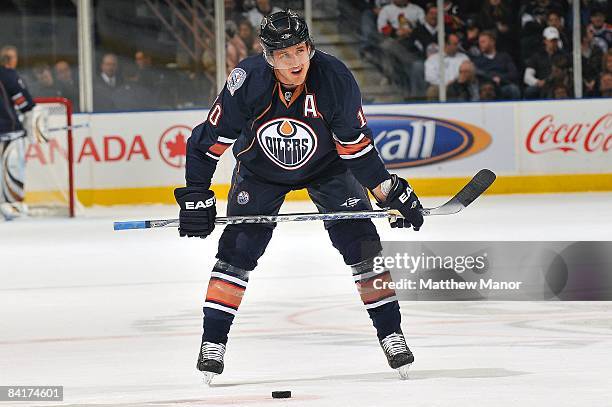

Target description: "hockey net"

left=24, top=97, right=77, bottom=217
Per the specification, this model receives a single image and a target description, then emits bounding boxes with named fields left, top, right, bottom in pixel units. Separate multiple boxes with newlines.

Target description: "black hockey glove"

left=376, top=175, right=424, bottom=231
left=174, top=187, right=217, bottom=238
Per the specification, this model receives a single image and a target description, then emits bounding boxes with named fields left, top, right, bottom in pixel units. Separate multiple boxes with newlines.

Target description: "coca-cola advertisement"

left=519, top=100, right=612, bottom=174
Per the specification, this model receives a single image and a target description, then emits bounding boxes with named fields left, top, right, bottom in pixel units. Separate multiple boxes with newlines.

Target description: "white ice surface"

left=1, top=193, right=612, bottom=406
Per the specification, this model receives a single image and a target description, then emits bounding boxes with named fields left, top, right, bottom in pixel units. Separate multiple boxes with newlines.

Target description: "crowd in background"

left=1, top=0, right=611, bottom=112
left=357, top=0, right=612, bottom=100
left=0, top=0, right=282, bottom=112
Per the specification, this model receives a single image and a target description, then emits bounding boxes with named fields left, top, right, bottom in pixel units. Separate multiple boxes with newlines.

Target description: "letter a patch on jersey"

left=304, top=94, right=319, bottom=118
left=227, top=68, right=247, bottom=96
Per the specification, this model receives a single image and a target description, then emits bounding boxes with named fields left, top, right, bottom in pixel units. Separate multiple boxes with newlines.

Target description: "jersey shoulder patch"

left=227, top=67, right=247, bottom=96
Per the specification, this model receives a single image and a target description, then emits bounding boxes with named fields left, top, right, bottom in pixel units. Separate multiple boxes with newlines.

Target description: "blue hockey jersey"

left=186, top=50, right=390, bottom=190
left=0, top=67, right=35, bottom=134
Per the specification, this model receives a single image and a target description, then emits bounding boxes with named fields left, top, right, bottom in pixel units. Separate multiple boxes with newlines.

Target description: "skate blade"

left=202, top=371, right=217, bottom=385
left=397, top=363, right=411, bottom=380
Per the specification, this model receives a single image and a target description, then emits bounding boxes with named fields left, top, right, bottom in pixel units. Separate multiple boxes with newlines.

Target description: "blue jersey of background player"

left=175, top=10, right=424, bottom=383
left=1, top=64, right=35, bottom=220
left=0, top=66, right=35, bottom=135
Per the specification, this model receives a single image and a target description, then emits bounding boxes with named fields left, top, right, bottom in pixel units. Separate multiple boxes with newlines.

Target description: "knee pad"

left=217, top=224, right=275, bottom=271
left=327, top=220, right=382, bottom=265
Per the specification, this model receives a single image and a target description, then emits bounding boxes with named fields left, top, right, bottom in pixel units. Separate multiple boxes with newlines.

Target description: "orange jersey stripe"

left=355, top=271, right=396, bottom=304
left=335, top=138, right=371, bottom=156
left=209, top=142, right=231, bottom=156
left=205, top=278, right=245, bottom=309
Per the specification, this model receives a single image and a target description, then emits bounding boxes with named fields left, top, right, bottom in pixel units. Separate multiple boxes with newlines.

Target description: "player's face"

left=273, top=42, right=311, bottom=87
left=3, top=49, right=17, bottom=69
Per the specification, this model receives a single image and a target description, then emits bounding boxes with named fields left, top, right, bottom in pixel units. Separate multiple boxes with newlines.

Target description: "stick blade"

left=455, top=169, right=496, bottom=208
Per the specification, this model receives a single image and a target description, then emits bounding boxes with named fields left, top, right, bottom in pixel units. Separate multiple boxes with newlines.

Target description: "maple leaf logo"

left=159, top=125, right=192, bottom=168
left=165, top=132, right=187, bottom=158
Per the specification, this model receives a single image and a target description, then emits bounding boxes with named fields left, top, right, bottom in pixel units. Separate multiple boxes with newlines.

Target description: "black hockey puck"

left=272, top=390, right=291, bottom=399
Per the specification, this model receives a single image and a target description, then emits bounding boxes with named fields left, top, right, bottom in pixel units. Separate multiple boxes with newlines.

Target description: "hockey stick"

left=47, top=123, right=90, bottom=132
left=33, top=117, right=89, bottom=143
left=113, top=169, right=496, bottom=231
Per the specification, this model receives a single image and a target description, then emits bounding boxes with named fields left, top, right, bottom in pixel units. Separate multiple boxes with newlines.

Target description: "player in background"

left=0, top=46, right=35, bottom=220
left=175, top=10, right=424, bottom=383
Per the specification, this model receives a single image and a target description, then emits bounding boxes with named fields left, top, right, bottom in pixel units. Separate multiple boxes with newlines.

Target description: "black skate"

left=380, top=331, right=414, bottom=379
left=196, top=341, right=226, bottom=385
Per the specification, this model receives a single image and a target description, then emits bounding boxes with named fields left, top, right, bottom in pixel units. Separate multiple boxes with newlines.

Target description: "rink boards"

left=24, top=98, right=612, bottom=206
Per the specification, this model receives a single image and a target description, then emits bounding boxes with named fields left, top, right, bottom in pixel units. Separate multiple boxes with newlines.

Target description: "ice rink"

left=1, top=192, right=612, bottom=406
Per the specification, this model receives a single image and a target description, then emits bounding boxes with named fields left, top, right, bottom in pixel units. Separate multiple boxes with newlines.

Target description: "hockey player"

left=0, top=52, right=35, bottom=220
left=175, top=10, right=424, bottom=383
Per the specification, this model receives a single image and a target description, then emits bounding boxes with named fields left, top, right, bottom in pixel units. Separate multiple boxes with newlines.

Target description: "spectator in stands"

left=54, top=61, right=79, bottom=107
left=377, top=0, right=424, bottom=33
left=447, top=60, right=482, bottom=101
left=523, top=27, right=569, bottom=99
left=541, top=53, right=572, bottom=98
left=226, top=21, right=248, bottom=74
left=245, top=0, right=282, bottom=31
left=546, top=10, right=569, bottom=50
left=112, top=63, right=157, bottom=111
left=551, top=83, right=570, bottom=99
left=443, top=0, right=467, bottom=32
left=472, top=30, right=520, bottom=99
left=30, top=64, right=62, bottom=98
left=599, top=72, right=612, bottom=97
left=478, top=79, right=498, bottom=100
left=520, top=0, right=565, bottom=29
left=581, top=26, right=603, bottom=97
left=134, top=50, right=157, bottom=89
left=477, top=0, right=514, bottom=54
left=425, top=84, right=439, bottom=101
left=237, top=19, right=262, bottom=56
left=412, top=3, right=439, bottom=58
left=134, top=50, right=151, bottom=69
left=94, top=53, right=121, bottom=111
left=358, top=0, right=390, bottom=55
left=461, top=18, right=481, bottom=57
left=98, top=53, right=121, bottom=89
left=425, top=32, right=469, bottom=89
left=589, top=6, right=611, bottom=53
left=0, top=45, right=18, bottom=69
left=603, top=49, right=612, bottom=75
left=519, top=0, right=551, bottom=62
left=377, top=0, right=426, bottom=97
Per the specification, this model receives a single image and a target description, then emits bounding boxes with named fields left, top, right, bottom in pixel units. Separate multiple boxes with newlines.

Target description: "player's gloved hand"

left=174, top=187, right=216, bottom=238
left=376, top=175, right=424, bottom=231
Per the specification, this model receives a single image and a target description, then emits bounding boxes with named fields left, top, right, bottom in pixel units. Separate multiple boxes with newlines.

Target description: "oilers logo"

left=256, top=118, right=317, bottom=170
